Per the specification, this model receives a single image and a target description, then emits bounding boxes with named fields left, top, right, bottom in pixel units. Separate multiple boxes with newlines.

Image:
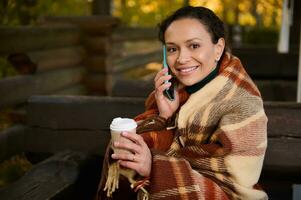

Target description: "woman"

left=97, top=6, right=268, bottom=200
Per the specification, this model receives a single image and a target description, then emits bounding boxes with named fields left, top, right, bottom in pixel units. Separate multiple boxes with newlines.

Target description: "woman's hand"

left=111, top=132, right=152, bottom=177
left=154, top=68, right=180, bottom=119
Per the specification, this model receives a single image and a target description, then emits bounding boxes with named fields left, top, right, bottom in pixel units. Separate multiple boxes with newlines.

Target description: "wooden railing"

left=0, top=26, right=86, bottom=108
left=0, top=17, right=119, bottom=154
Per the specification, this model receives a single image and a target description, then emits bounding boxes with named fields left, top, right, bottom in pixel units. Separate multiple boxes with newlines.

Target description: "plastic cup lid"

left=110, top=117, right=137, bottom=131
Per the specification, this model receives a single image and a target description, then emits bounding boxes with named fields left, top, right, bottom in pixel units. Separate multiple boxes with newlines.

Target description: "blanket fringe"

left=103, top=162, right=120, bottom=197
left=103, top=162, right=150, bottom=199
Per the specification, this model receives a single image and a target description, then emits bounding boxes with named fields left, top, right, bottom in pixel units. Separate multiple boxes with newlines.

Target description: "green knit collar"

left=185, top=64, right=220, bottom=94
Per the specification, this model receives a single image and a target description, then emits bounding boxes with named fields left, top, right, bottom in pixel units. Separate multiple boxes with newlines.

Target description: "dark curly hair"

left=158, top=6, right=226, bottom=47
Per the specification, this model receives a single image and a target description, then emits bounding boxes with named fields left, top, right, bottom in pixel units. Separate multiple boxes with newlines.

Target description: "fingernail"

left=111, top=154, right=116, bottom=158
left=122, top=132, right=128, bottom=136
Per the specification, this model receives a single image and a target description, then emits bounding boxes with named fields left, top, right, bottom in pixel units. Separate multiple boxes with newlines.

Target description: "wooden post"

left=290, top=0, right=301, bottom=49
left=297, top=24, right=301, bottom=102
left=92, top=0, right=111, bottom=15
left=278, top=0, right=290, bottom=53
left=42, top=16, right=119, bottom=95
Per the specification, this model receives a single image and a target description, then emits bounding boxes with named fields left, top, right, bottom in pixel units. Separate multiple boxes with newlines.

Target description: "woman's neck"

left=185, top=64, right=220, bottom=94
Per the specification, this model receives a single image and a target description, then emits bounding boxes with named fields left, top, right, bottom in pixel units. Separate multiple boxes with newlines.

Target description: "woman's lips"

left=177, top=66, right=198, bottom=75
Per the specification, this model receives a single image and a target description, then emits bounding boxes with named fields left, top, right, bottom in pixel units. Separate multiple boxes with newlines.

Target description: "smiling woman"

left=97, top=6, right=268, bottom=200
left=163, top=18, right=224, bottom=86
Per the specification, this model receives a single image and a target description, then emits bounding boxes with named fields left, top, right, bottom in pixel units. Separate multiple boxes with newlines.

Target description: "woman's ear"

left=214, top=38, right=225, bottom=62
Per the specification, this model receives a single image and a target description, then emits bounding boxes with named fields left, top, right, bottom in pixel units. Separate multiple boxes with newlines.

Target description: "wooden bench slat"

left=26, top=96, right=301, bottom=174
left=25, top=128, right=110, bottom=156
left=0, top=150, right=88, bottom=200
left=27, top=96, right=145, bottom=129
left=0, top=67, right=85, bottom=107
left=0, top=125, right=26, bottom=163
left=263, top=137, right=301, bottom=174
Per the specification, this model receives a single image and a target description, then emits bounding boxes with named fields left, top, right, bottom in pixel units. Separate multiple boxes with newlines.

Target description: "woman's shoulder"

left=219, top=53, right=262, bottom=99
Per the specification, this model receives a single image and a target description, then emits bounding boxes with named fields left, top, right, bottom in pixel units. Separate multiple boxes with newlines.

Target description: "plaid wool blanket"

left=97, top=53, right=268, bottom=200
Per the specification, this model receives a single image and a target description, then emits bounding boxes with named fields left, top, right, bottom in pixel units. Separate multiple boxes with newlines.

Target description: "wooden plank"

left=120, top=40, right=161, bottom=57
left=233, top=47, right=298, bottom=79
left=28, top=46, right=85, bottom=72
left=0, top=67, right=85, bottom=107
left=0, top=26, right=80, bottom=55
left=42, top=16, right=119, bottom=35
left=255, top=80, right=297, bottom=101
left=0, top=150, right=88, bottom=200
left=84, top=73, right=108, bottom=94
left=263, top=138, right=301, bottom=174
left=113, top=50, right=161, bottom=73
left=112, top=27, right=157, bottom=42
left=84, top=55, right=111, bottom=73
left=53, top=84, right=87, bottom=96
left=82, top=36, right=110, bottom=54
left=0, top=125, right=26, bottom=163
left=27, top=96, right=145, bottom=129
left=264, top=102, right=301, bottom=137
left=112, top=78, right=153, bottom=97
left=25, top=128, right=110, bottom=156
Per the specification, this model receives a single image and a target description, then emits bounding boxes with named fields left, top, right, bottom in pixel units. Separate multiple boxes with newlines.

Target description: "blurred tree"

left=0, top=0, right=91, bottom=26
left=0, top=0, right=284, bottom=46
left=112, top=0, right=185, bottom=27
left=0, top=0, right=283, bottom=28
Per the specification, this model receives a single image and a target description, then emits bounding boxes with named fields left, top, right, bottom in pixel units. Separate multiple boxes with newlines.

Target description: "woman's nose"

left=176, top=49, right=191, bottom=64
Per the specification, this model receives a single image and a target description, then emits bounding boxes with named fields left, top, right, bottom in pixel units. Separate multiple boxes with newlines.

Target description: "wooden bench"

left=0, top=95, right=300, bottom=199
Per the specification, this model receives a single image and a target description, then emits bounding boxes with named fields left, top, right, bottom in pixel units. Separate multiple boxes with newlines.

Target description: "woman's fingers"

left=154, top=68, right=168, bottom=83
left=155, top=76, right=172, bottom=92
left=154, top=69, right=172, bottom=88
left=113, top=132, right=144, bottom=153
left=157, top=81, right=172, bottom=94
left=111, top=152, right=136, bottom=162
left=113, top=140, right=140, bottom=154
left=122, top=132, right=143, bottom=146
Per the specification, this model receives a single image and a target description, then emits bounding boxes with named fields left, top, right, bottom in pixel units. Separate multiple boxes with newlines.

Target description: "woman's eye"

left=190, top=43, right=200, bottom=49
left=167, top=47, right=177, bottom=53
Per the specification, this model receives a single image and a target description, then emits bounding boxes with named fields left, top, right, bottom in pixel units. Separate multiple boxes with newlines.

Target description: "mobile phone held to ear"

left=162, top=45, right=175, bottom=101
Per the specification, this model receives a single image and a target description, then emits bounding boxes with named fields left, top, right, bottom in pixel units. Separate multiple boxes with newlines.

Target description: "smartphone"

left=162, top=45, right=175, bottom=101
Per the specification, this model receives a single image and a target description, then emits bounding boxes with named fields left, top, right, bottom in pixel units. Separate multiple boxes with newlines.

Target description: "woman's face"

left=164, top=18, right=225, bottom=86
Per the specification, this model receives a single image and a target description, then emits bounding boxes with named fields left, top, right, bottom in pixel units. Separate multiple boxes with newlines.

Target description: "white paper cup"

left=110, top=117, right=137, bottom=154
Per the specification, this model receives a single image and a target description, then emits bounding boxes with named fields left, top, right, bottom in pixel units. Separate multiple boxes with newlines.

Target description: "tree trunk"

left=251, top=0, right=263, bottom=28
